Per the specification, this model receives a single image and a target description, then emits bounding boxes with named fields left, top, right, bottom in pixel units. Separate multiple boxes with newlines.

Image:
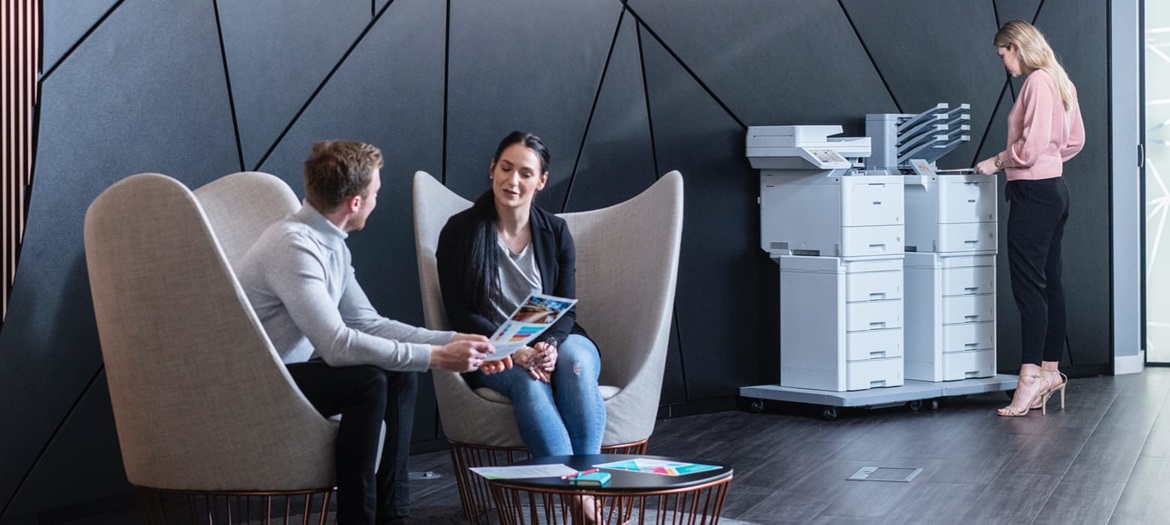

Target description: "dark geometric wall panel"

left=444, top=0, right=623, bottom=207
left=641, top=26, right=761, bottom=400
left=42, top=0, right=118, bottom=73
left=562, top=12, right=688, bottom=406
left=218, top=0, right=373, bottom=169
left=1033, top=0, right=1112, bottom=369
left=254, top=0, right=450, bottom=445
left=0, top=0, right=238, bottom=519
left=995, top=0, right=1042, bottom=25
left=841, top=0, right=1004, bottom=167
left=2, top=375, right=127, bottom=519
left=975, top=1, right=1112, bottom=372
left=566, top=12, right=657, bottom=213
left=0, top=0, right=1124, bottom=520
left=628, top=0, right=897, bottom=135
left=257, top=0, right=448, bottom=326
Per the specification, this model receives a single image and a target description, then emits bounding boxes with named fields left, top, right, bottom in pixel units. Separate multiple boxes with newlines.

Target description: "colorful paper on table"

left=591, top=458, right=720, bottom=476
left=484, top=293, right=578, bottom=360
left=469, top=464, right=578, bottom=480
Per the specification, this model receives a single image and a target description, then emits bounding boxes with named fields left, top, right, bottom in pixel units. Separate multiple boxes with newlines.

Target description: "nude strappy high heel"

left=1030, top=370, right=1068, bottom=413
left=1040, top=372, right=1068, bottom=414
left=998, top=373, right=1049, bottom=417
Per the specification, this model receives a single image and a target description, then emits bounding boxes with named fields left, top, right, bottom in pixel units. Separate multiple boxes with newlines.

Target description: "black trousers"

left=286, top=360, right=417, bottom=525
left=1006, top=177, right=1070, bottom=367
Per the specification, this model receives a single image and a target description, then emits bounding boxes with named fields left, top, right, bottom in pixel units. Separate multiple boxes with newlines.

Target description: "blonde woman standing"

left=974, top=20, right=1085, bottom=416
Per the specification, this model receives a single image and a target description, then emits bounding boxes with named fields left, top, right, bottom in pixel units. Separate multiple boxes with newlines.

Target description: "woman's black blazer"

left=435, top=192, right=590, bottom=346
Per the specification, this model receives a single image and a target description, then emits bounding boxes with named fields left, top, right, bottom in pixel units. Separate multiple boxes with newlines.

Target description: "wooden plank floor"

left=411, top=368, right=1170, bottom=524
left=53, top=368, right=1170, bottom=524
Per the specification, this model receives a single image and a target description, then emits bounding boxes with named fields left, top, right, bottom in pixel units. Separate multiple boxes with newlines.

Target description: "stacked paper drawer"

left=904, top=175, right=997, bottom=253
left=779, top=256, right=905, bottom=391
left=902, top=175, right=998, bottom=382
left=759, top=174, right=904, bottom=258
left=904, top=253, right=996, bottom=381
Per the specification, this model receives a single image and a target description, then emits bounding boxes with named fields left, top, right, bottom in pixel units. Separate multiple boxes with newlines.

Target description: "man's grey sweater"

left=237, top=203, right=453, bottom=371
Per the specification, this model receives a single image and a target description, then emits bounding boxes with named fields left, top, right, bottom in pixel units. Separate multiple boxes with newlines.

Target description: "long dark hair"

left=464, top=131, right=551, bottom=316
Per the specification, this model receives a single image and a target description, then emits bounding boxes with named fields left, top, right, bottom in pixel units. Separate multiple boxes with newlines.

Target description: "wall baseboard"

left=1115, top=351, right=1145, bottom=375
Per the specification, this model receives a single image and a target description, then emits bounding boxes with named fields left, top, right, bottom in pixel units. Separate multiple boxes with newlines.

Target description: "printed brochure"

left=484, top=293, right=577, bottom=360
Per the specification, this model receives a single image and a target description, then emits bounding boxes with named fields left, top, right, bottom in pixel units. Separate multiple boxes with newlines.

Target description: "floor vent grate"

left=847, top=466, right=923, bottom=482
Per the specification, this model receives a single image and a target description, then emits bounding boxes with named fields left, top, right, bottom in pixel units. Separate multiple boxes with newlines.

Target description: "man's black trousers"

left=287, top=360, right=417, bottom=525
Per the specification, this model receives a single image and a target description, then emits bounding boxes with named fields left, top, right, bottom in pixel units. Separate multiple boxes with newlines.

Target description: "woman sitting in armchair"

left=436, top=131, right=606, bottom=458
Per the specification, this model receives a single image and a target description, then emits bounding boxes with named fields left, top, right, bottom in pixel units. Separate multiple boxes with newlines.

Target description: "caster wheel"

left=909, top=400, right=922, bottom=412
left=822, top=407, right=839, bottom=421
left=931, top=399, right=940, bottom=410
left=749, top=399, right=765, bottom=413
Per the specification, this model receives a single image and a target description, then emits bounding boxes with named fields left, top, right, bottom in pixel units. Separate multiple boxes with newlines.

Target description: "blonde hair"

left=995, top=20, right=1075, bottom=111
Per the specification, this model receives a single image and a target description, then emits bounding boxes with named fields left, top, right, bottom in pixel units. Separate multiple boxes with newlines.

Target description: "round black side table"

left=487, top=454, right=733, bottom=525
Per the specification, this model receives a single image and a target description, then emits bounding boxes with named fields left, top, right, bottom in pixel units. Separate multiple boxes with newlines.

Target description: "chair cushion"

left=473, top=385, right=622, bottom=403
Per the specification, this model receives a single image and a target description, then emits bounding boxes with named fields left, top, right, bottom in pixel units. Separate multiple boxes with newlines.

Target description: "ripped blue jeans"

left=467, top=334, right=606, bottom=456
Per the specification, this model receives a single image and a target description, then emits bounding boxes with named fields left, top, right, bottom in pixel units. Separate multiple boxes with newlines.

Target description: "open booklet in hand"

left=484, top=293, right=577, bottom=361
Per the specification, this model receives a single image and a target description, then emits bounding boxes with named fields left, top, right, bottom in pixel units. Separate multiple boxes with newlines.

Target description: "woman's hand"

left=974, top=156, right=1001, bottom=175
left=513, top=346, right=550, bottom=382
left=533, top=338, right=558, bottom=373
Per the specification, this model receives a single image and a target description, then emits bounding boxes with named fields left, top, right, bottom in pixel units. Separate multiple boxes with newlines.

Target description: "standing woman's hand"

left=974, top=156, right=1002, bottom=175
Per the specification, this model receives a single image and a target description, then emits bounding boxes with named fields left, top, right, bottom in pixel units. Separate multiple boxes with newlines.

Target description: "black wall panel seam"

left=628, top=12, right=692, bottom=403
left=39, top=0, right=124, bottom=82
left=0, top=367, right=105, bottom=520
left=211, top=0, right=245, bottom=172
left=560, top=10, right=628, bottom=213
left=633, top=19, right=659, bottom=180
left=670, top=306, right=690, bottom=401
left=838, top=0, right=901, bottom=114
left=251, top=0, right=397, bottom=171
left=441, top=0, right=451, bottom=184
left=623, top=4, right=745, bottom=131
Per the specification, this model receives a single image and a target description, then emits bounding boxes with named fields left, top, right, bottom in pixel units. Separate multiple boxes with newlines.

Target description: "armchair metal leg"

left=447, top=440, right=649, bottom=525
left=136, top=486, right=335, bottom=524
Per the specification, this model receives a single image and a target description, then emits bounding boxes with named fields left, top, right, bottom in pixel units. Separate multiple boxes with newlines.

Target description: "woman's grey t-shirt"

left=489, top=235, right=543, bottom=325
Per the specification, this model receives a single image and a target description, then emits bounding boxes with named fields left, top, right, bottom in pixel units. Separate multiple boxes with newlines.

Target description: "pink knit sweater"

left=998, top=69, right=1085, bottom=181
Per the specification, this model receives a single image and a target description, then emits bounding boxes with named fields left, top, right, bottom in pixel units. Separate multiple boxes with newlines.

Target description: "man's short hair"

left=303, top=140, right=384, bottom=213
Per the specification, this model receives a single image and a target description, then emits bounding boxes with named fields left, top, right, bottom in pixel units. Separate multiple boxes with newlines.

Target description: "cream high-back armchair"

left=85, top=172, right=338, bottom=523
left=412, top=170, right=684, bottom=522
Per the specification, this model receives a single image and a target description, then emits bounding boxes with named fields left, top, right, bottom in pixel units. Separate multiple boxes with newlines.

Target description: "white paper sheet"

left=469, top=463, right=579, bottom=480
